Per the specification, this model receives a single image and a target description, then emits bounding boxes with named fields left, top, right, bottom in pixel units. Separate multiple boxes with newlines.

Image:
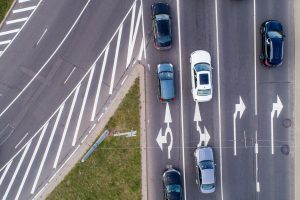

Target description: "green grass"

left=47, top=79, right=141, bottom=200
left=0, top=0, right=13, bottom=23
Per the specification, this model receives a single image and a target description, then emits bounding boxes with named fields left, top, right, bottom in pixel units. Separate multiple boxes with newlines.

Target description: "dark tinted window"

left=199, top=74, right=209, bottom=85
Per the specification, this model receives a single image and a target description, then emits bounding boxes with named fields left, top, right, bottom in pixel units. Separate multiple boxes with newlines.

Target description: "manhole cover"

left=282, top=119, right=292, bottom=128
left=281, top=145, right=290, bottom=155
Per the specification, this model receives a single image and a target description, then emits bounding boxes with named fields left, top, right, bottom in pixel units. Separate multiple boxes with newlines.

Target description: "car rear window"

left=199, top=74, right=209, bottom=85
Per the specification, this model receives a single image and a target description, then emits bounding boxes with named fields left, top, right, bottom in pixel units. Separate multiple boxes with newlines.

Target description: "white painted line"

left=0, top=161, right=12, bottom=185
left=36, top=28, right=48, bottom=46
left=138, top=38, right=144, bottom=60
left=255, top=131, right=260, bottom=193
left=0, top=51, right=3, bottom=56
left=121, top=75, right=128, bottom=86
left=90, top=46, right=109, bottom=121
left=32, top=183, right=47, bottom=200
left=19, top=0, right=31, bottom=3
left=63, top=67, right=76, bottom=84
left=81, top=134, right=88, bottom=144
left=256, top=182, right=260, bottom=192
left=13, top=6, right=36, bottom=13
left=14, top=132, right=28, bottom=149
left=72, top=66, right=95, bottom=146
left=0, top=0, right=92, bottom=117
left=53, top=87, right=80, bottom=169
left=214, top=0, right=224, bottom=198
left=0, top=40, right=11, bottom=45
left=15, top=122, right=50, bottom=200
left=109, top=24, right=123, bottom=95
left=97, top=113, right=104, bottom=122
left=271, top=112, right=274, bottom=154
left=140, top=0, right=146, bottom=60
left=253, top=0, right=258, bottom=116
left=233, top=114, right=237, bottom=156
left=49, top=145, right=80, bottom=183
left=3, top=141, right=31, bottom=200
left=88, top=124, right=96, bottom=134
left=126, top=3, right=142, bottom=67
left=244, top=131, right=247, bottom=148
left=0, top=29, right=20, bottom=36
left=6, top=17, right=28, bottom=24
left=31, top=106, right=64, bottom=194
left=175, top=0, right=187, bottom=199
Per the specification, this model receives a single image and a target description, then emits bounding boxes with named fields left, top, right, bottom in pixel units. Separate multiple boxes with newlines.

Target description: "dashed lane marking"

left=6, top=17, right=28, bottom=24
left=0, top=29, right=20, bottom=36
left=13, top=6, right=36, bottom=13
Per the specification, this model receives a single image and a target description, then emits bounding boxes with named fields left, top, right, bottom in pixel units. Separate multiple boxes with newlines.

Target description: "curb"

left=0, top=0, right=17, bottom=30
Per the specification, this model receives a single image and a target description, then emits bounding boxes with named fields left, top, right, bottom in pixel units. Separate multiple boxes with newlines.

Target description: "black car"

left=151, top=2, right=172, bottom=50
left=163, top=167, right=182, bottom=200
left=260, top=20, right=284, bottom=67
left=157, top=63, right=175, bottom=102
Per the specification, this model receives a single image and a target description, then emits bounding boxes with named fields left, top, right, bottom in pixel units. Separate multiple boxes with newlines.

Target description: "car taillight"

left=171, top=97, right=175, bottom=102
left=159, top=97, right=163, bottom=102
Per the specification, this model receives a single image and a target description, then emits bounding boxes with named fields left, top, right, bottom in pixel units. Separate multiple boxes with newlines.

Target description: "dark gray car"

left=157, top=63, right=175, bottom=102
left=194, top=147, right=216, bottom=193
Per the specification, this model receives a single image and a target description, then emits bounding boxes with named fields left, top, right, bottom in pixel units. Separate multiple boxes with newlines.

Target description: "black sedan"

left=157, top=63, right=175, bottom=102
left=151, top=2, right=172, bottom=50
left=260, top=20, right=285, bottom=67
left=163, top=167, right=182, bottom=200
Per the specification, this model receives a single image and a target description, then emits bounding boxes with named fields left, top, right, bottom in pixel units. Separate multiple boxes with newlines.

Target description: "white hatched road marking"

left=53, top=87, right=80, bottom=168
left=6, top=17, right=28, bottom=24
left=19, top=0, right=31, bottom=3
left=0, top=29, right=20, bottom=36
left=72, top=66, right=95, bottom=146
left=3, top=141, right=31, bottom=200
left=31, top=105, right=65, bottom=194
left=13, top=6, right=36, bottom=13
left=0, top=40, right=11, bottom=45
left=109, top=24, right=123, bottom=95
left=90, top=46, right=110, bottom=121
left=15, top=122, right=49, bottom=200
left=0, top=161, right=12, bottom=185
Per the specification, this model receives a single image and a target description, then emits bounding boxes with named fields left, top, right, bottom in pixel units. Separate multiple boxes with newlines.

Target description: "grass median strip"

left=47, top=78, right=141, bottom=200
left=0, top=0, right=14, bottom=23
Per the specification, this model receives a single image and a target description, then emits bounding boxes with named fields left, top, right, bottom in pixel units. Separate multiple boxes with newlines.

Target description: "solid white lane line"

left=253, top=0, right=258, bottom=115
left=90, top=46, right=110, bottom=121
left=14, top=132, right=28, bottom=149
left=53, top=87, right=80, bottom=169
left=0, top=161, right=12, bottom=185
left=36, top=28, right=48, bottom=46
left=13, top=6, right=36, bottom=13
left=0, top=0, right=92, bottom=117
left=3, top=141, right=31, bottom=200
left=126, top=4, right=142, bottom=67
left=15, top=122, right=49, bottom=200
left=214, top=0, right=224, bottom=199
left=121, top=75, right=128, bottom=86
left=109, top=25, right=123, bottom=95
left=255, top=131, right=260, bottom=192
left=63, top=67, right=76, bottom=84
left=88, top=124, right=96, bottom=134
left=6, top=17, right=28, bottom=24
left=138, top=38, right=144, bottom=60
left=97, top=113, right=104, bottom=122
left=140, top=0, right=146, bottom=60
left=0, top=40, right=11, bottom=45
left=175, top=0, right=186, bottom=199
left=72, top=67, right=95, bottom=146
left=32, top=183, right=47, bottom=200
left=81, top=134, right=88, bottom=144
left=31, top=106, right=64, bottom=194
left=0, top=29, right=20, bottom=36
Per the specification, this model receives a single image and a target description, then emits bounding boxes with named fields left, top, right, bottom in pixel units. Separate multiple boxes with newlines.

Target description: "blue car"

left=157, top=63, right=175, bottom=102
left=260, top=20, right=285, bottom=67
left=163, top=167, right=182, bottom=200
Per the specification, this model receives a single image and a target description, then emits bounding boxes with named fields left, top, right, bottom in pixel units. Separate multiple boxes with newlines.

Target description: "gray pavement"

left=295, top=0, right=299, bottom=199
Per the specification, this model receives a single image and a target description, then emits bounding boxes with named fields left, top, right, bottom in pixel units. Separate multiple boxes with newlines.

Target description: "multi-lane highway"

left=144, top=0, right=294, bottom=200
left=0, top=0, right=294, bottom=199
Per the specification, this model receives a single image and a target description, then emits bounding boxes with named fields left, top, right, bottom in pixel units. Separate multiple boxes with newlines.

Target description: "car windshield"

left=159, top=71, right=173, bottom=80
left=268, top=31, right=282, bottom=39
left=156, top=14, right=169, bottom=21
left=194, top=63, right=210, bottom=72
left=166, top=184, right=181, bottom=193
left=199, top=160, right=214, bottom=170
left=197, top=89, right=211, bottom=96
left=202, top=183, right=215, bottom=190
left=199, top=73, right=209, bottom=85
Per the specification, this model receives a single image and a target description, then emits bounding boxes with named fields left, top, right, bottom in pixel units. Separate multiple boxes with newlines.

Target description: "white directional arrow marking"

left=233, top=96, right=246, bottom=156
left=197, top=126, right=211, bottom=147
left=164, top=103, right=172, bottom=124
left=270, top=95, right=283, bottom=154
left=194, top=102, right=202, bottom=122
left=156, top=128, right=167, bottom=151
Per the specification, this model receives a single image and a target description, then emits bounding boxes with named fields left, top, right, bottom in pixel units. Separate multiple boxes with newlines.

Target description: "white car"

left=190, top=50, right=212, bottom=102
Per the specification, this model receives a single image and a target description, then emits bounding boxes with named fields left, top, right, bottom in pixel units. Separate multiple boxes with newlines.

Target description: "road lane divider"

left=0, top=161, right=12, bottom=186
left=255, top=131, right=260, bottom=193
left=14, top=132, right=28, bottom=149
left=36, top=28, right=48, bottom=46
left=63, top=67, right=76, bottom=85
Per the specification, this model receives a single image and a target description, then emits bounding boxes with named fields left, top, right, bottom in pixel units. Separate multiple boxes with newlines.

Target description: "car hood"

left=161, top=79, right=175, bottom=100
left=195, top=147, right=213, bottom=163
left=190, top=50, right=211, bottom=67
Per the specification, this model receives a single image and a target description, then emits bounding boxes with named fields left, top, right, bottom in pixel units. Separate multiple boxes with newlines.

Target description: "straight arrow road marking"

left=270, top=95, right=283, bottom=154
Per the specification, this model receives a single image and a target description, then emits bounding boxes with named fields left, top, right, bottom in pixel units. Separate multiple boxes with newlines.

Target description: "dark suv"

left=151, top=2, right=172, bottom=50
left=260, top=20, right=284, bottom=67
